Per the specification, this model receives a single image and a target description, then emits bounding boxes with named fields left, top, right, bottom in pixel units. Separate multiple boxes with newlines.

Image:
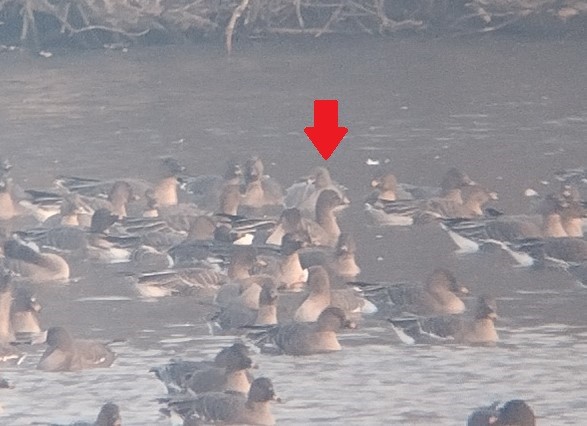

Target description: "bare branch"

left=226, top=0, right=252, bottom=54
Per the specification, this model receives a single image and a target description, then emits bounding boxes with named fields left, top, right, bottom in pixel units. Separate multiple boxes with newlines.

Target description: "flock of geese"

left=0, top=155, right=586, bottom=425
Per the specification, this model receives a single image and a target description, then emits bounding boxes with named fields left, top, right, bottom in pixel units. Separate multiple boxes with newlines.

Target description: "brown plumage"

left=37, top=327, right=115, bottom=372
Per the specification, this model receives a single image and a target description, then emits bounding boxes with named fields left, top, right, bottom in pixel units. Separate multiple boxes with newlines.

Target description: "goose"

left=468, top=399, right=535, bottom=426
left=399, top=167, right=476, bottom=202
left=42, top=194, right=93, bottom=227
left=294, top=266, right=375, bottom=322
left=0, top=178, right=30, bottom=221
left=37, top=327, right=115, bottom=372
left=366, top=184, right=497, bottom=226
left=15, top=208, right=139, bottom=263
left=210, top=280, right=278, bottom=333
left=440, top=192, right=573, bottom=254
left=162, top=377, right=278, bottom=426
left=504, top=236, right=587, bottom=269
left=389, top=295, right=498, bottom=345
left=54, top=157, right=184, bottom=208
left=284, top=166, right=348, bottom=217
left=10, top=287, right=42, bottom=338
left=365, top=171, right=402, bottom=203
left=0, top=271, right=25, bottom=364
left=247, top=306, right=356, bottom=355
left=166, top=227, right=244, bottom=268
left=240, top=157, right=284, bottom=210
left=140, top=187, right=208, bottom=232
left=3, top=239, right=70, bottom=283
left=266, top=190, right=347, bottom=247
left=298, top=233, right=361, bottom=282
left=151, top=342, right=252, bottom=394
left=560, top=198, right=586, bottom=237
left=264, top=207, right=307, bottom=246
left=257, top=233, right=309, bottom=291
left=54, top=402, right=122, bottom=426
left=19, top=189, right=67, bottom=223
left=133, top=266, right=225, bottom=299
left=183, top=344, right=254, bottom=394
left=81, top=180, right=135, bottom=218
left=212, top=247, right=267, bottom=308
left=355, top=268, right=468, bottom=316
left=309, top=189, right=348, bottom=247
left=180, top=160, right=243, bottom=211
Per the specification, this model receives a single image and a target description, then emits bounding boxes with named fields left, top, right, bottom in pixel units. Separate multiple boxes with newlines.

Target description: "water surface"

left=0, top=37, right=586, bottom=424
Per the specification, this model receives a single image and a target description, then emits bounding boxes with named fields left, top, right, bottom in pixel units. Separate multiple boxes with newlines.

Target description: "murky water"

left=0, top=36, right=586, bottom=424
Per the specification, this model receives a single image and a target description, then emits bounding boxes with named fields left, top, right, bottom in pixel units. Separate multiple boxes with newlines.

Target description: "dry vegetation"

left=0, top=0, right=585, bottom=52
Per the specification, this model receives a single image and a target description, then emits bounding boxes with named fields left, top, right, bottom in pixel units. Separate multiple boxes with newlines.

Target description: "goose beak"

left=31, top=299, right=42, bottom=313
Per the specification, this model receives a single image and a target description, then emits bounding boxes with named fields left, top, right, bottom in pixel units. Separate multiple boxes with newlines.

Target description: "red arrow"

left=304, top=100, right=348, bottom=160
